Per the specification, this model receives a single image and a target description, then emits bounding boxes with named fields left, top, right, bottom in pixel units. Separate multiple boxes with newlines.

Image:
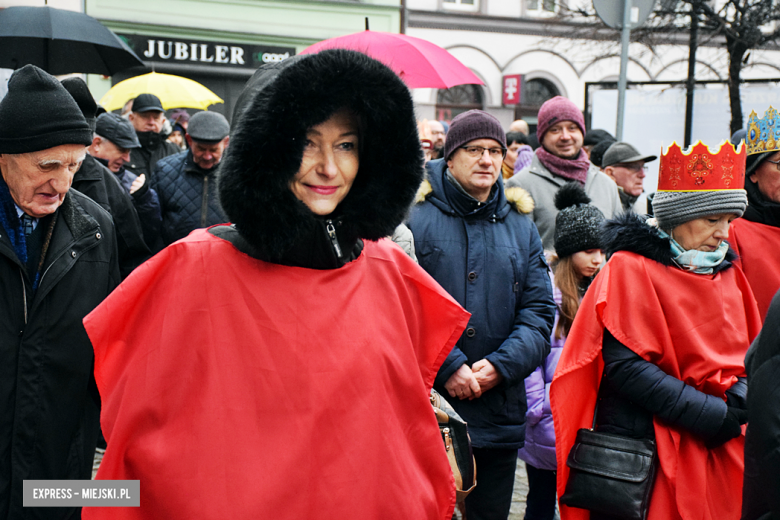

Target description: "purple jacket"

left=518, top=281, right=563, bottom=470
left=513, top=144, right=534, bottom=175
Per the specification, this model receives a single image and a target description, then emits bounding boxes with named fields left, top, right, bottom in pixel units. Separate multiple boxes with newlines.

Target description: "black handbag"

left=430, top=389, right=476, bottom=501
left=559, top=402, right=658, bottom=520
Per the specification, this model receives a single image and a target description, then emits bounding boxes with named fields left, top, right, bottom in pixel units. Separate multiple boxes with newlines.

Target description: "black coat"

left=595, top=213, right=741, bottom=441
left=127, top=131, right=180, bottom=180
left=72, top=154, right=150, bottom=278
left=0, top=190, right=120, bottom=520
left=742, top=289, right=780, bottom=520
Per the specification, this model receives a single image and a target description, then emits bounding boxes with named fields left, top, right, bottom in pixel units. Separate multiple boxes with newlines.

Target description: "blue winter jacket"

left=408, top=159, right=555, bottom=448
left=152, top=150, right=228, bottom=250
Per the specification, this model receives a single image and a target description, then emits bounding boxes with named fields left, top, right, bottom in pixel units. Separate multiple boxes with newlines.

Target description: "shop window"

left=436, top=84, right=484, bottom=122
left=442, top=0, right=479, bottom=12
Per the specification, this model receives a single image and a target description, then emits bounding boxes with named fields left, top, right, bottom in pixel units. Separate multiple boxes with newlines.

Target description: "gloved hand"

left=706, top=406, right=748, bottom=449
left=724, top=378, right=747, bottom=410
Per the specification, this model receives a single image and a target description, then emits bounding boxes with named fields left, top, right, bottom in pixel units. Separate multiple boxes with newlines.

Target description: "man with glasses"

left=507, top=96, right=622, bottom=251
left=409, top=110, right=555, bottom=520
left=602, top=141, right=657, bottom=214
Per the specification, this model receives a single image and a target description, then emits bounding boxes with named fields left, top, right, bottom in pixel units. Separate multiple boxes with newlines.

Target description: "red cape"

left=83, top=230, right=471, bottom=520
left=551, top=251, right=761, bottom=520
left=729, top=218, right=780, bottom=321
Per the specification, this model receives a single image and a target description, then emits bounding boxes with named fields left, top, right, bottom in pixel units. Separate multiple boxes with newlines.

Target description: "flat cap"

left=188, top=111, right=230, bottom=143
left=602, top=142, right=657, bottom=167
left=96, top=113, right=141, bottom=149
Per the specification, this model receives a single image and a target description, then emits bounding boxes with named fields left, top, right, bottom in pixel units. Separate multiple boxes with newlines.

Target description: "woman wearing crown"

left=728, top=107, right=780, bottom=321
left=550, top=141, right=761, bottom=520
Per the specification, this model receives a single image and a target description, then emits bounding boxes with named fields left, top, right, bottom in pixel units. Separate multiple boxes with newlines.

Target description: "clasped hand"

left=444, top=360, right=504, bottom=400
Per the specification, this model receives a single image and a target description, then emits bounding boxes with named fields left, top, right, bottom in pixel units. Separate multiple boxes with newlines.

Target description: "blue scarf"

left=655, top=226, right=729, bottom=275
left=0, top=176, right=27, bottom=265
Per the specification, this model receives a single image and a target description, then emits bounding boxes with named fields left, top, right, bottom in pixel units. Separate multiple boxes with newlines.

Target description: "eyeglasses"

left=615, top=163, right=648, bottom=172
left=460, top=145, right=506, bottom=159
left=765, top=159, right=780, bottom=171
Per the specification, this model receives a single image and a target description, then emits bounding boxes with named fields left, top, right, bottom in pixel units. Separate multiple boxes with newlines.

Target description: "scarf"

left=743, top=178, right=780, bottom=227
left=535, top=146, right=590, bottom=185
left=654, top=224, right=729, bottom=275
left=501, top=162, right=513, bottom=180
left=0, top=176, right=27, bottom=265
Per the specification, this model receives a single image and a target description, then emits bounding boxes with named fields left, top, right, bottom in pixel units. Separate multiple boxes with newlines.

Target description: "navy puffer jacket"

left=152, top=150, right=227, bottom=249
left=408, top=159, right=555, bottom=449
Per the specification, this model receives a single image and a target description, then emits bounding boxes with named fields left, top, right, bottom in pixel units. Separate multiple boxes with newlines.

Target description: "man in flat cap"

left=0, top=65, right=119, bottom=520
left=91, top=112, right=161, bottom=249
left=152, top=110, right=230, bottom=248
left=127, top=93, right=180, bottom=180
left=601, top=141, right=657, bottom=214
left=61, top=77, right=151, bottom=278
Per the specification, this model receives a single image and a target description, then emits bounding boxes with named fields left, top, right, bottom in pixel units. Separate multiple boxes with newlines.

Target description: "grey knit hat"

left=554, top=182, right=605, bottom=258
left=443, top=110, right=506, bottom=160
left=652, top=190, right=747, bottom=231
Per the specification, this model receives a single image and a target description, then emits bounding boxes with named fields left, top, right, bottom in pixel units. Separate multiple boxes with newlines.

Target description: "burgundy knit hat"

left=443, top=109, right=506, bottom=160
left=536, top=96, right=585, bottom=140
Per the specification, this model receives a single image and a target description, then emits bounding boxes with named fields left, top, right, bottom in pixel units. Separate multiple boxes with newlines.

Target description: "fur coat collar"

left=602, top=212, right=737, bottom=272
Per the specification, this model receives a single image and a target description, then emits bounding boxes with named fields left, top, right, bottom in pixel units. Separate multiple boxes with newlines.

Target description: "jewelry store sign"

left=117, top=34, right=295, bottom=69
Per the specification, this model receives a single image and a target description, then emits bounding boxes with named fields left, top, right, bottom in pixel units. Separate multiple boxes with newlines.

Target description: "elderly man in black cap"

left=152, top=110, right=230, bottom=248
left=602, top=141, right=657, bottom=214
left=91, top=112, right=162, bottom=249
left=0, top=65, right=120, bottom=520
left=127, top=93, right=180, bottom=180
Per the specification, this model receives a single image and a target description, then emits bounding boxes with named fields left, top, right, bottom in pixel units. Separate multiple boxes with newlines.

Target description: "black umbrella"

left=0, top=6, right=144, bottom=76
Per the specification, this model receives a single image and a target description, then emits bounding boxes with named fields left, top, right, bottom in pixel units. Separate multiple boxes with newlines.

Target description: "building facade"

left=406, top=0, right=780, bottom=132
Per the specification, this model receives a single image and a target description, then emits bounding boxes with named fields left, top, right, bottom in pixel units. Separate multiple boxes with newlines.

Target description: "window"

left=526, top=0, right=557, bottom=16
left=442, top=0, right=479, bottom=12
left=436, top=84, right=484, bottom=122
left=514, top=78, right=561, bottom=131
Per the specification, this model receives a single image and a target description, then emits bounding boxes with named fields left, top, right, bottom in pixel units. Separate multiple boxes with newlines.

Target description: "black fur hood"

left=602, top=212, right=737, bottom=270
left=218, top=50, right=424, bottom=260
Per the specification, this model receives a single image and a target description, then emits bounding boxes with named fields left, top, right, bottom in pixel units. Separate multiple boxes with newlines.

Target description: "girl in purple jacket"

left=518, top=183, right=605, bottom=520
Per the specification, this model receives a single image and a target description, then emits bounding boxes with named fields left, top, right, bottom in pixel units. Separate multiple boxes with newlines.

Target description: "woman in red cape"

left=82, top=50, right=471, bottom=520
left=551, top=141, right=761, bottom=520
left=728, top=109, right=780, bottom=321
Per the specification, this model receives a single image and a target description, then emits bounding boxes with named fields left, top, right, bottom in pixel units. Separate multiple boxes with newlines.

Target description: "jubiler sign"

left=118, top=34, right=295, bottom=69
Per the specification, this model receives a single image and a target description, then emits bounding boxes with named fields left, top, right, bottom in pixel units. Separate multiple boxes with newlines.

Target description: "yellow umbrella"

left=100, top=72, right=223, bottom=111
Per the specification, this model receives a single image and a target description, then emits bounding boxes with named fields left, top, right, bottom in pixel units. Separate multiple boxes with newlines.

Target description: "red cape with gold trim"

left=729, top=218, right=780, bottom=321
left=82, top=230, right=471, bottom=520
left=551, top=251, right=760, bottom=520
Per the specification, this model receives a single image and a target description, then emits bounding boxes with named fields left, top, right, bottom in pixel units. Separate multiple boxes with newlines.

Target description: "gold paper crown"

left=746, top=106, right=780, bottom=155
left=657, top=141, right=745, bottom=192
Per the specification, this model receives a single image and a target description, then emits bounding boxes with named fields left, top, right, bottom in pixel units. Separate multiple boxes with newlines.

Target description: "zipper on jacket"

left=325, top=219, right=343, bottom=259
left=201, top=176, right=209, bottom=227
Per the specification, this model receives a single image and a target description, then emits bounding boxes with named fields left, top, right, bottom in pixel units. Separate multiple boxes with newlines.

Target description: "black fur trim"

left=218, top=50, right=424, bottom=259
left=554, top=181, right=591, bottom=211
left=602, top=212, right=674, bottom=266
left=602, top=212, right=738, bottom=269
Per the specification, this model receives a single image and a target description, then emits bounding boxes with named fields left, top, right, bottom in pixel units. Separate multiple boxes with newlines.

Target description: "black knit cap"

left=0, top=65, right=92, bottom=154
left=554, top=182, right=606, bottom=258
left=61, top=77, right=98, bottom=133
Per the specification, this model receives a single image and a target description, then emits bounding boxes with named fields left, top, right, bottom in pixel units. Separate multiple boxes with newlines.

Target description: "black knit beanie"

left=61, top=77, right=98, bottom=133
left=443, top=110, right=506, bottom=160
left=554, top=182, right=605, bottom=258
left=0, top=65, right=92, bottom=154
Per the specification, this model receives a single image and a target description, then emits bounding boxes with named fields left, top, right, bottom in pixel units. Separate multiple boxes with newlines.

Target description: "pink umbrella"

left=300, top=30, right=483, bottom=89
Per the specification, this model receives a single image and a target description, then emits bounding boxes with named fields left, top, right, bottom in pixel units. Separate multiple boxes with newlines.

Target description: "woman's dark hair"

left=506, top=131, right=528, bottom=147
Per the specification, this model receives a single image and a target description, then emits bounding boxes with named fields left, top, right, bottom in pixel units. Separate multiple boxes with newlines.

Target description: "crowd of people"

left=1, top=48, right=779, bottom=520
